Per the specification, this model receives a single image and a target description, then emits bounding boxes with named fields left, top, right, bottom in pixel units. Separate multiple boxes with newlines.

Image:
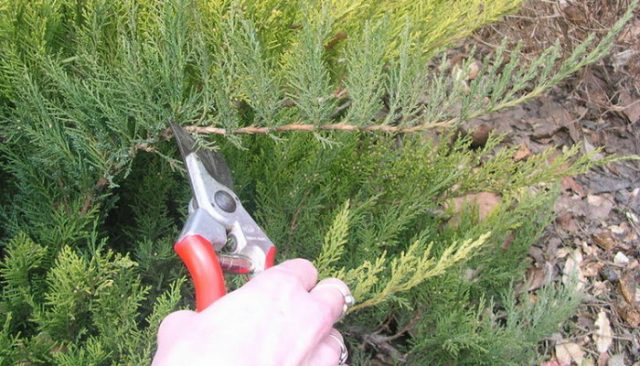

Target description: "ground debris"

left=466, top=0, right=640, bottom=363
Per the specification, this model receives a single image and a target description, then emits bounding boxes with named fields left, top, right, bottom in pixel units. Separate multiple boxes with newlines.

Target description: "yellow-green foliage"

left=344, top=233, right=490, bottom=312
left=196, top=0, right=521, bottom=58
left=329, top=0, right=521, bottom=56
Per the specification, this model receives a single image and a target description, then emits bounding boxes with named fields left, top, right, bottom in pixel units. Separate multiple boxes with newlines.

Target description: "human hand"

left=152, top=259, right=353, bottom=366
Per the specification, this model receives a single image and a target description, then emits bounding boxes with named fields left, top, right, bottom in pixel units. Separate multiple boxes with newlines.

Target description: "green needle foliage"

left=0, top=0, right=636, bottom=364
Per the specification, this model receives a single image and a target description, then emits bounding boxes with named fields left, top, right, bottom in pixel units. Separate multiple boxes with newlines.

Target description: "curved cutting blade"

left=170, top=123, right=235, bottom=190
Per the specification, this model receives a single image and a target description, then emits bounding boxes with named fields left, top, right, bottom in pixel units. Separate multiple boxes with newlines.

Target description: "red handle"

left=174, top=234, right=226, bottom=312
left=265, top=246, right=276, bottom=269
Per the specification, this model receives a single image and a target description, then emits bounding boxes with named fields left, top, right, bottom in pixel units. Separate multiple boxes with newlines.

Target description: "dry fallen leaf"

left=592, top=281, right=608, bottom=297
left=562, top=176, right=586, bottom=197
left=617, top=303, right=640, bottom=327
left=514, top=143, right=532, bottom=161
left=593, top=311, right=613, bottom=354
left=471, top=124, right=492, bottom=149
left=557, top=248, right=571, bottom=259
left=587, top=195, right=614, bottom=221
left=556, top=342, right=584, bottom=365
left=556, top=213, right=579, bottom=233
left=583, top=261, right=603, bottom=278
left=563, top=249, right=585, bottom=290
left=501, top=231, right=515, bottom=251
left=618, top=272, right=637, bottom=305
left=447, top=192, right=501, bottom=227
left=618, top=90, right=640, bottom=122
left=526, top=265, right=550, bottom=291
left=540, top=361, right=568, bottom=366
left=607, top=354, right=625, bottom=366
left=597, top=352, right=609, bottom=366
left=608, top=224, right=627, bottom=236
left=592, top=230, right=616, bottom=251
left=467, top=61, right=481, bottom=80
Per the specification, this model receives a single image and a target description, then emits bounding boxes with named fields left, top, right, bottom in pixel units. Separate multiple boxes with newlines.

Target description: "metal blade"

left=170, top=123, right=235, bottom=189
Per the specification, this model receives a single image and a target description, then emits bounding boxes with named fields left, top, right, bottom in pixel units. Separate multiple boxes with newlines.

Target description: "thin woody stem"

left=185, top=119, right=457, bottom=136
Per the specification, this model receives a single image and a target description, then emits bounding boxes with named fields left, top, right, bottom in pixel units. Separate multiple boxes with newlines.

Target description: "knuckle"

left=261, top=269, right=302, bottom=290
left=284, top=258, right=312, bottom=266
left=279, top=258, right=318, bottom=277
left=290, top=258, right=316, bottom=272
left=310, top=297, right=335, bottom=325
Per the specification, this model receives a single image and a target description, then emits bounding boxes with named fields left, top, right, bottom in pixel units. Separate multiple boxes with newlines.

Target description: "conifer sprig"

left=346, top=233, right=490, bottom=313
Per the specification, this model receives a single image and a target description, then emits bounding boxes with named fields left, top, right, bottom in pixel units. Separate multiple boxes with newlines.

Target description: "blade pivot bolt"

left=214, top=190, right=237, bottom=213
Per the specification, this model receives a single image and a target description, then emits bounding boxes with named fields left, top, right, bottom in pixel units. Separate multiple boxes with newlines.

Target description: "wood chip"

left=613, top=252, right=630, bottom=266
left=593, top=311, right=613, bottom=354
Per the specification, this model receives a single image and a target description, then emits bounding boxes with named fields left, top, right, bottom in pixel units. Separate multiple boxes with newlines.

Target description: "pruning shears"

left=170, top=123, right=276, bottom=312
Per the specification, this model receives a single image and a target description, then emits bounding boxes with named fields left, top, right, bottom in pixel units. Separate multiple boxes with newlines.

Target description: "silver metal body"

left=178, top=152, right=274, bottom=273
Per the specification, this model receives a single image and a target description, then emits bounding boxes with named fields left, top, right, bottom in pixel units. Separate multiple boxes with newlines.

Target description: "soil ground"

left=469, top=1, right=640, bottom=364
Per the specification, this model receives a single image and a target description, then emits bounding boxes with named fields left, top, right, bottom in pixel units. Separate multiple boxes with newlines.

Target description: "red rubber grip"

left=265, top=246, right=276, bottom=269
left=174, top=235, right=226, bottom=312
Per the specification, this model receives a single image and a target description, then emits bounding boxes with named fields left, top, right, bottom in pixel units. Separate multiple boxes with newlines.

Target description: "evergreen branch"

left=315, top=201, right=351, bottom=278
left=348, top=233, right=490, bottom=313
left=182, top=0, right=636, bottom=139
left=182, top=2, right=635, bottom=139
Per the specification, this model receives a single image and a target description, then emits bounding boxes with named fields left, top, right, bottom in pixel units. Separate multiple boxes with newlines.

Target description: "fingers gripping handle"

left=174, top=235, right=226, bottom=312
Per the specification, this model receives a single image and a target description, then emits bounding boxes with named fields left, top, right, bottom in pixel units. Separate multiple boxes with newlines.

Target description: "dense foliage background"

left=0, top=0, right=635, bottom=364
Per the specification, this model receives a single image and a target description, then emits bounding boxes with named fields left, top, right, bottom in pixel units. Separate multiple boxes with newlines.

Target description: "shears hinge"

left=178, top=208, right=227, bottom=251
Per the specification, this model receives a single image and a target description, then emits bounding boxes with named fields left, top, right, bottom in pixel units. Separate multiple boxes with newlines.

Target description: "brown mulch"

left=467, top=1, right=640, bottom=365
